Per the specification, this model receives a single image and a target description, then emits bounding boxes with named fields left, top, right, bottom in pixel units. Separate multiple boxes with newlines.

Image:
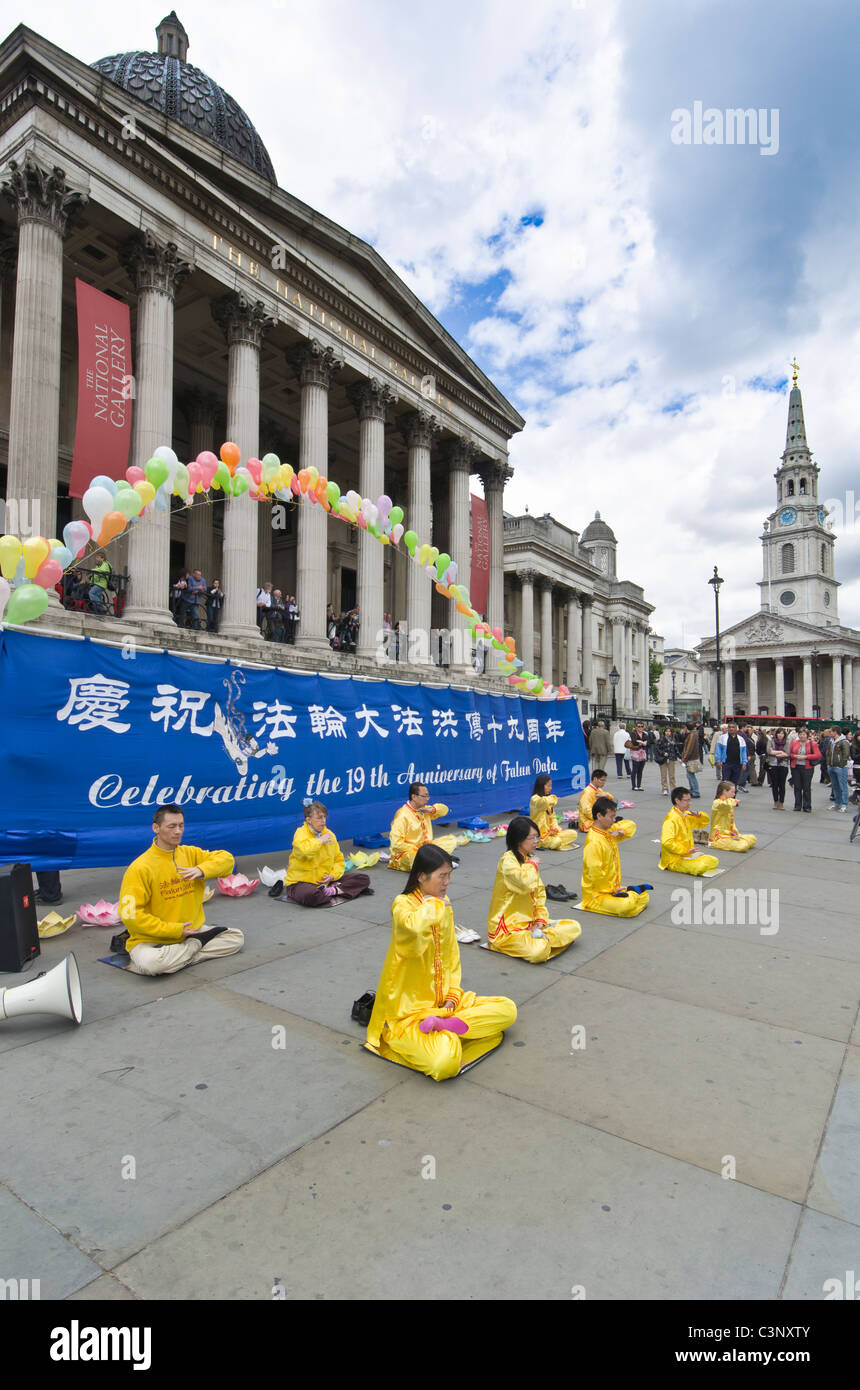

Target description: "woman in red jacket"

left=788, top=728, right=822, bottom=813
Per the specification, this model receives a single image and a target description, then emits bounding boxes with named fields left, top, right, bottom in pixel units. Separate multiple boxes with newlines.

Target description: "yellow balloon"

left=280, top=463, right=294, bottom=487
left=22, top=535, right=50, bottom=579
left=133, top=480, right=156, bottom=507
left=418, top=543, right=431, bottom=567
left=0, top=534, right=23, bottom=581
left=307, top=465, right=319, bottom=488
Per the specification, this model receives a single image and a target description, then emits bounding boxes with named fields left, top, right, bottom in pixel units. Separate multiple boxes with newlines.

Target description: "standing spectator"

left=626, top=721, right=648, bottom=791
left=286, top=595, right=299, bottom=644
left=737, top=727, right=756, bottom=792
left=654, top=726, right=678, bottom=797
left=818, top=728, right=834, bottom=789
left=269, top=589, right=287, bottom=642
left=256, top=582, right=272, bottom=630
left=765, top=728, right=789, bottom=809
left=646, top=725, right=658, bottom=762
left=681, top=721, right=703, bottom=798
left=826, top=726, right=851, bottom=813
left=185, top=569, right=207, bottom=631
left=613, top=724, right=631, bottom=779
left=588, top=720, right=612, bottom=771
left=170, top=571, right=188, bottom=622
left=788, top=727, right=822, bottom=813
left=753, top=728, right=769, bottom=786
left=714, top=721, right=747, bottom=792
left=207, top=580, right=224, bottom=633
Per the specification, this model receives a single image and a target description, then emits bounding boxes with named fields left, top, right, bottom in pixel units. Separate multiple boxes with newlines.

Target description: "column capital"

left=440, top=435, right=479, bottom=472
left=120, top=230, right=191, bottom=300
left=212, top=292, right=275, bottom=350
left=346, top=375, right=397, bottom=422
left=2, top=155, right=86, bottom=236
left=478, top=458, right=513, bottom=492
left=518, top=567, right=538, bottom=586
left=399, top=407, right=440, bottom=450
left=580, top=592, right=593, bottom=608
left=610, top=614, right=626, bottom=627
left=286, top=336, right=344, bottom=389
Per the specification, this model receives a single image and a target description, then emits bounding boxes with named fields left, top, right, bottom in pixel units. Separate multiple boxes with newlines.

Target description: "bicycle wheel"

left=851, top=808, right=860, bottom=844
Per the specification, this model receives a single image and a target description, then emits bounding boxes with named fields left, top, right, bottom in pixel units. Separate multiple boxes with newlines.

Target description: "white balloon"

left=154, top=446, right=179, bottom=469
left=82, top=485, right=113, bottom=530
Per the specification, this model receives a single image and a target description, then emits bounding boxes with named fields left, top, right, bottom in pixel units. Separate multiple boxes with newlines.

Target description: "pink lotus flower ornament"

left=217, top=873, right=259, bottom=897
left=78, top=899, right=121, bottom=926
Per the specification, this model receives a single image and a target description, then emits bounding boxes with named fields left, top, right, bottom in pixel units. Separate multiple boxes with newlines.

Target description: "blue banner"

left=0, top=631, right=588, bottom=868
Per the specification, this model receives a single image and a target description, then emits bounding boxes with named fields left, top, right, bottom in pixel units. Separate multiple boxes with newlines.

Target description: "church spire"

left=781, top=358, right=811, bottom=466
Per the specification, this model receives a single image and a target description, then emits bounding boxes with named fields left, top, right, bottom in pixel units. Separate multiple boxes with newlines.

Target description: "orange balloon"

left=220, top=441, right=241, bottom=470
left=434, top=582, right=452, bottom=598
left=297, top=469, right=310, bottom=493
left=455, top=602, right=473, bottom=616
left=505, top=636, right=516, bottom=649
left=98, top=511, right=127, bottom=546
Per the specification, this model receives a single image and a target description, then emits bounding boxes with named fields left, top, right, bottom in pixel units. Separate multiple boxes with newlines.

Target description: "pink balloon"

left=392, top=523, right=404, bottom=545
left=34, top=557, right=63, bottom=589
left=356, top=512, right=368, bottom=529
left=196, top=450, right=218, bottom=472
left=491, top=627, right=503, bottom=642
left=245, top=457, right=262, bottom=486
left=126, top=466, right=145, bottom=485
left=290, top=475, right=301, bottom=496
left=186, top=462, right=202, bottom=493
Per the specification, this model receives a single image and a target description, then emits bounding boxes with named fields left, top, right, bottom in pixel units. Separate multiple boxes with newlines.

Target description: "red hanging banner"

left=70, top=280, right=132, bottom=498
left=470, top=493, right=490, bottom=616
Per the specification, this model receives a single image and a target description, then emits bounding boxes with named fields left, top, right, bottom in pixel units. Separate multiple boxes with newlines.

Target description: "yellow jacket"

left=530, top=793, right=563, bottom=841
left=119, top=840, right=234, bottom=950
left=285, top=824, right=345, bottom=885
left=488, top=849, right=548, bottom=942
left=578, top=783, right=616, bottom=833
left=581, top=822, right=636, bottom=908
left=709, top=798, right=740, bottom=841
left=388, top=802, right=450, bottom=871
left=660, top=806, right=710, bottom=869
left=366, top=890, right=465, bottom=1049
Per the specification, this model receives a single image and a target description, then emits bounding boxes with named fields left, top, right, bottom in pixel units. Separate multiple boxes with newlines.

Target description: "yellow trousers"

left=710, top=833, right=757, bottom=852
left=661, top=853, right=719, bottom=876
left=582, top=891, right=649, bottom=917
left=541, top=829, right=578, bottom=850
left=489, top=918, right=581, bottom=963
left=377, top=996, right=518, bottom=1081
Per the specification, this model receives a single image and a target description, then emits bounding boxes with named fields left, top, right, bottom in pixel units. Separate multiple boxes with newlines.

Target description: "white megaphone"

left=0, top=953, right=83, bottom=1025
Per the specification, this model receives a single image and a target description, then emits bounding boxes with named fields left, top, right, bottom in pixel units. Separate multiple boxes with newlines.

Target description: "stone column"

left=347, top=377, right=395, bottom=662
left=832, top=654, right=843, bottom=720
left=581, top=597, right=594, bottom=708
left=748, top=659, right=759, bottom=718
left=478, top=459, right=513, bottom=666
left=724, top=659, right=734, bottom=717
left=288, top=339, right=343, bottom=650
left=612, top=617, right=625, bottom=710
left=120, top=232, right=191, bottom=622
left=400, top=408, right=439, bottom=662
left=3, top=156, right=85, bottom=547
left=802, top=657, right=813, bottom=720
left=774, top=657, right=785, bottom=717
left=518, top=569, right=536, bottom=674
left=843, top=657, right=853, bottom=718
left=212, top=294, right=274, bottom=639
left=183, top=389, right=220, bottom=581
left=443, top=437, right=476, bottom=670
left=540, top=580, right=554, bottom=684
left=566, top=591, right=580, bottom=689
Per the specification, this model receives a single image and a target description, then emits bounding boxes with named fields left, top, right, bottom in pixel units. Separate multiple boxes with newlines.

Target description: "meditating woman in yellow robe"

left=530, top=774, right=577, bottom=850
left=388, top=780, right=468, bottom=872
left=365, top=844, right=517, bottom=1080
left=488, top=817, right=581, bottom=962
left=578, top=769, right=636, bottom=835
left=709, top=781, right=757, bottom=852
left=280, top=801, right=371, bottom=906
left=659, top=787, right=719, bottom=876
left=580, top=796, right=649, bottom=916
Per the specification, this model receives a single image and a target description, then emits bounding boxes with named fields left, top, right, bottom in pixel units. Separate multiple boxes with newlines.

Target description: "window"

left=821, top=544, right=826, bottom=573
left=787, top=480, right=795, bottom=496
left=784, top=668, right=795, bottom=692
left=781, top=543, right=795, bottom=574
left=734, top=670, right=745, bottom=693
left=780, top=590, right=796, bottom=606
left=799, top=478, right=807, bottom=494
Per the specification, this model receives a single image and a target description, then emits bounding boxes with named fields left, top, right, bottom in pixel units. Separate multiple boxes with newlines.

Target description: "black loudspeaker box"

left=0, top=863, right=40, bottom=972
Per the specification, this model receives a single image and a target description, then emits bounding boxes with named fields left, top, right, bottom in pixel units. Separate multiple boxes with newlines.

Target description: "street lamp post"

left=609, top=664, right=620, bottom=722
left=811, top=647, right=819, bottom=719
left=708, top=567, right=724, bottom=728
left=671, top=669, right=677, bottom=721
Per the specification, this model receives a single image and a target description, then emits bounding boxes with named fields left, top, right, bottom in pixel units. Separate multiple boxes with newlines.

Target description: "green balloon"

left=435, top=552, right=451, bottom=580
left=261, top=452, right=281, bottom=470
left=389, top=506, right=404, bottom=527
left=7, top=583, right=49, bottom=624
left=231, top=473, right=250, bottom=497
left=173, top=462, right=189, bottom=501
left=404, top=530, right=418, bottom=557
left=326, top=481, right=341, bottom=507
left=114, top=478, right=133, bottom=492
left=114, top=489, right=143, bottom=519
left=212, top=462, right=231, bottom=491
left=145, top=457, right=169, bottom=489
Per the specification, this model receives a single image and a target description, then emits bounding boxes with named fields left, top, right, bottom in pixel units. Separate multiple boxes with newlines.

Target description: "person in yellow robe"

left=580, top=796, right=649, bottom=916
left=577, top=769, right=636, bottom=835
left=279, top=802, right=372, bottom=905
left=659, top=787, right=719, bottom=875
left=365, top=844, right=517, bottom=1080
left=709, top=781, right=757, bottom=852
left=387, top=781, right=468, bottom=871
left=119, top=803, right=243, bottom=976
left=488, top=817, right=582, bottom=962
left=530, top=773, right=577, bottom=849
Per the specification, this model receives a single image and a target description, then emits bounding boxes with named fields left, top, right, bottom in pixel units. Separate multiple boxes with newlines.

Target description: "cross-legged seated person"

left=709, top=781, right=757, bottom=852
left=120, top=804, right=244, bottom=976
left=581, top=796, right=649, bottom=916
left=529, top=774, right=577, bottom=849
left=282, top=801, right=371, bottom=906
left=659, top=788, right=719, bottom=876
left=388, top=781, right=467, bottom=872
left=577, top=769, right=636, bottom=836
left=365, top=844, right=517, bottom=1081
left=488, top=816, right=581, bottom=962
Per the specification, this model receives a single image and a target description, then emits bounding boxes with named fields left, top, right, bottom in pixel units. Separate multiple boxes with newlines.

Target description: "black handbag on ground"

left=351, top=991, right=376, bottom=1025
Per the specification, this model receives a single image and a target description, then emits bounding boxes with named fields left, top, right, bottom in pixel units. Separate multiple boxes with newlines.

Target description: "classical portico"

left=0, top=19, right=523, bottom=677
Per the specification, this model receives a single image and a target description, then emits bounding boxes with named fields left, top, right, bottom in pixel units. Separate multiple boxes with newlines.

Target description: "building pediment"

left=697, top=611, right=860, bottom=656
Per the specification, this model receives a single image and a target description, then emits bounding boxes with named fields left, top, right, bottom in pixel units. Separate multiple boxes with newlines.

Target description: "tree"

left=649, top=653, right=663, bottom=704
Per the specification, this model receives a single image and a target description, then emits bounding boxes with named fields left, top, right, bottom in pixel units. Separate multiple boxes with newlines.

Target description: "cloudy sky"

left=24, top=0, right=860, bottom=646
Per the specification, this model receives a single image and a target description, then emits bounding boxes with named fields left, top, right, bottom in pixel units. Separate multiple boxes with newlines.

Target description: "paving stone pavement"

left=2, top=770, right=858, bottom=1300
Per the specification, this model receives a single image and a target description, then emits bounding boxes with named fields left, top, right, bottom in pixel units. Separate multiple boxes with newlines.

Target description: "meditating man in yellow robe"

left=580, top=796, right=649, bottom=916
left=366, top=844, right=517, bottom=1080
left=659, top=787, right=720, bottom=876
left=388, top=781, right=468, bottom=872
left=529, top=773, right=577, bottom=849
left=577, top=769, right=636, bottom=835
left=709, top=781, right=757, bottom=852
left=278, top=801, right=372, bottom=906
left=488, top=816, right=581, bottom=962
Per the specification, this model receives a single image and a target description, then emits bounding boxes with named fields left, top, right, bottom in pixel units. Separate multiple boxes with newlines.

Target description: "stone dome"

left=92, top=14, right=276, bottom=183
left=580, top=510, right=617, bottom=545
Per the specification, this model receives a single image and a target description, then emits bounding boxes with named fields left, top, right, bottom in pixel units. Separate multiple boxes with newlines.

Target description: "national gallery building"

left=0, top=15, right=524, bottom=671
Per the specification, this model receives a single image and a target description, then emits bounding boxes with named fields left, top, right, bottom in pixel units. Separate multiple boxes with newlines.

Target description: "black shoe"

left=35, top=892, right=64, bottom=905
left=193, top=925, right=229, bottom=948
left=268, top=880, right=285, bottom=898
left=361, top=886, right=375, bottom=896
left=450, top=856, right=460, bottom=868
